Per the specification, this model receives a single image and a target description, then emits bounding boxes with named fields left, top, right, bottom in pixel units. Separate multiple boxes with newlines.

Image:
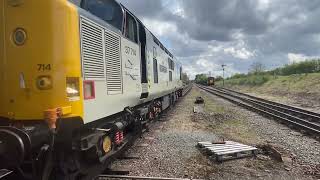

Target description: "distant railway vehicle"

left=0, top=0, right=183, bottom=179
left=207, top=77, right=215, bottom=86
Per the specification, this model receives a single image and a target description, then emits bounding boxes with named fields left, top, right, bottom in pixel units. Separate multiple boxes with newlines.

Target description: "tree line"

left=194, top=59, right=320, bottom=85
left=194, top=74, right=223, bottom=85
left=229, top=59, right=320, bottom=80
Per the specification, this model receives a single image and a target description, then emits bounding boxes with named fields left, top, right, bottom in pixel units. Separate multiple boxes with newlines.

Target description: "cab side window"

left=125, top=13, right=138, bottom=43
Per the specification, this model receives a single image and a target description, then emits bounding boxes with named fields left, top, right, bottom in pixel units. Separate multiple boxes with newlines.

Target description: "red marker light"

left=84, top=80, right=95, bottom=100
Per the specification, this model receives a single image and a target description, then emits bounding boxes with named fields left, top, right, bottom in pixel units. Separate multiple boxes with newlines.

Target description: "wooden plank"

left=217, top=145, right=252, bottom=149
left=205, top=143, right=251, bottom=147
left=198, top=140, right=257, bottom=162
left=206, top=145, right=253, bottom=150
left=198, top=141, right=238, bottom=144
left=215, top=149, right=257, bottom=155
left=200, top=143, right=240, bottom=147
left=198, top=141, right=239, bottom=146
left=198, top=142, right=212, bottom=145
left=207, top=146, right=256, bottom=152
left=212, top=147, right=257, bottom=154
left=211, top=152, right=256, bottom=162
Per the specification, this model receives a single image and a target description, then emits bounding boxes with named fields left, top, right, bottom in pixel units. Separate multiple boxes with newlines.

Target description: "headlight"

left=66, top=77, right=80, bottom=100
left=102, top=136, right=112, bottom=154
left=13, top=28, right=27, bottom=46
left=36, top=75, right=52, bottom=90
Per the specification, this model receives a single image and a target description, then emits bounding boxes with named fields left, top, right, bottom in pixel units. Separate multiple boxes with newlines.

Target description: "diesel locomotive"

left=0, top=0, right=184, bottom=179
left=207, top=77, right=215, bottom=86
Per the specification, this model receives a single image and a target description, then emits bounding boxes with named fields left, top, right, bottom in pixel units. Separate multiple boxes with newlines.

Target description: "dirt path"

left=109, top=87, right=318, bottom=180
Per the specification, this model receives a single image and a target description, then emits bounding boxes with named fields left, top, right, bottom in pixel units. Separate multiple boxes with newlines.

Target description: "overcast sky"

left=118, top=0, right=320, bottom=79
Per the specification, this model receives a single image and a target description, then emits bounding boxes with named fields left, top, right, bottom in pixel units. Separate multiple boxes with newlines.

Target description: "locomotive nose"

left=0, top=127, right=30, bottom=169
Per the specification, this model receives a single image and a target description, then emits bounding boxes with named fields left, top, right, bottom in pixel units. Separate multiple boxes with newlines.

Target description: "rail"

left=217, top=86, right=320, bottom=122
left=197, top=85, right=320, bottom=138
left=182, top=84, right=192, bottom=96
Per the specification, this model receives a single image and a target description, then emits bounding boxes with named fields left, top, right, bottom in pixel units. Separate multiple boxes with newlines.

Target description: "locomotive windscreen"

left=81, top=0, right=123, bottom=30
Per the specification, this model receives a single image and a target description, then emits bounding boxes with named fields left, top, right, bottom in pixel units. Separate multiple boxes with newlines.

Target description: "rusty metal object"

left=195, top=96, right=204, bottom=104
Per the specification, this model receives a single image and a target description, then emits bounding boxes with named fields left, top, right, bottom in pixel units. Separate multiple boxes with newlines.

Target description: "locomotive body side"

left=144, top=30, right=183, bottom=101
left=79, top=13, right=143, bottom=123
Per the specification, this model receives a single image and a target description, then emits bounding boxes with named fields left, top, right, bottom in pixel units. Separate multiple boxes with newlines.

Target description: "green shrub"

left=227, top=59, right=320, bottom=81
left=225, top=75, right=270, bottom=86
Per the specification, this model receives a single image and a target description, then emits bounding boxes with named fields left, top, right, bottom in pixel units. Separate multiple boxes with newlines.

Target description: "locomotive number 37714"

left=125, top=46, right=136, bottom=56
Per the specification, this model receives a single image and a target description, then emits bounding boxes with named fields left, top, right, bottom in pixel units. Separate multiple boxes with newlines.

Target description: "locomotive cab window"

left=125, top=13, right=138, bottom=43
left=169, top=71, right=172, bottom=81
left=81, top=0, right=123, bottom=31
left=153, top=59, right=158, bottom=83
left=139, top=21, right=148, bottom=83
left=153, top=47, right=158, bottom=83
left=168, top=58, right=174, bottom=70
left=153, top=47, right=157, bottom=58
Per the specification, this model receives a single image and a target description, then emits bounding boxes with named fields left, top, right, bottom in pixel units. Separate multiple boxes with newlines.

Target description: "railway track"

left=197, top=84, right=320, bottom=138
left=182, top=84, right=192, bottom=96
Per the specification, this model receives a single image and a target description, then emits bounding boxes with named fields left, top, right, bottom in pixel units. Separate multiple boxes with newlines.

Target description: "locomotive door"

left=138, top=21, right=148, bottom=99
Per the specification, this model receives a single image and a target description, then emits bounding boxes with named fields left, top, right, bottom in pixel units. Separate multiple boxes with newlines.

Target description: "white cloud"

left=182, top=59, right=220, bottom=79
left=208, top=45, right=223, bottom=53
left=184, top=59, right=241, bottom=79
left=257, top=0, right=270, bottom=10
left=287, top=53, right=305, bottom=63
left=196, top=59, right=219, bottom=69
left=142, top=19, right=177, bottom=37
left=224, top=47, right=255, bottom=59
left=287, top=53, right=319, bottom=63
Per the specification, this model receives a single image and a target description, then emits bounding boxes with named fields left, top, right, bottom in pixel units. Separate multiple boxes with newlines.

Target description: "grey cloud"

left=117, top=0, right=165, bottom=18
left=176, top=0, right=270, bottom=41
left=116, top=0, right=320, bottom=77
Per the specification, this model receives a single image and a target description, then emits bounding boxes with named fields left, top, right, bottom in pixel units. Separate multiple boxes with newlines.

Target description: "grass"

left=198, top=90, right=226, bottom=114
left=190, top=87, right=226, bottom=113
left=214, top=119, right=262, bottom=145
left=198, top=89, right=261, bottom=145
left=204, top=99, right=225, bottom=114
left=216, top=73, right=320, bottom=98
left=220, top=75, right=271, bottom=86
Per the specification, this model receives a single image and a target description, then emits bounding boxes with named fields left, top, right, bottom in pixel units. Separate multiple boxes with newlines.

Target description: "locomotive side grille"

left=105, top=30, right=122, bottom=94
left=80, top=18, right=105, bottom=80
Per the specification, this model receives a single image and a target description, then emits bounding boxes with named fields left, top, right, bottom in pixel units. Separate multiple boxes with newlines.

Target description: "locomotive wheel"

left=39, top=133, right=80, bottom=180
left=41, top=150, right=82, bottom=180
left=41, top=149, right=54, bottom=180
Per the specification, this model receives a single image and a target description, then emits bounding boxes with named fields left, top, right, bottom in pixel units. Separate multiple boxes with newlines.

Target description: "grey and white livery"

left=73, top=0, right=183, bottom=123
